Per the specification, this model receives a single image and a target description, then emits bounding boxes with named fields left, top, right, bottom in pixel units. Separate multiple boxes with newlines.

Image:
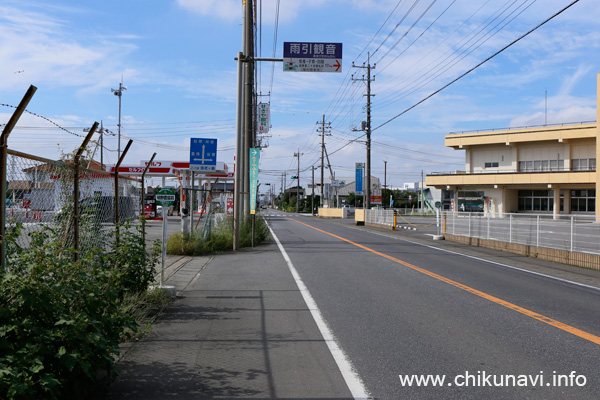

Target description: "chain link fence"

left=3, top=149, right=141, bottom=264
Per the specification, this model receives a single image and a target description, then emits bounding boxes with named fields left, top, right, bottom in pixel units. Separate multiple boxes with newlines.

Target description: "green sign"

left=435, top=201, right=441, bottom=208
left=249, top=148, right=260, bottom=215
left=156, top=188, right=176, bottom=206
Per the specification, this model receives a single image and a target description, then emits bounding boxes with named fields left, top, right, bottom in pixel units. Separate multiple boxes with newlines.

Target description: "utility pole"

left=234, top=0, right=255, bottom=250
left=317, top=115, right=331, bottom=207
left=421, top=169, right=425, bottom=216
left=384, top=160, right=387, bottom=208
left=294, top=149, right=302, bottom=213
left=111, top=80, right=127, bottom=159
left=352, top=53, right=375, bottom=209
left=311, top=165, right=315, bottom=216
left=242, top=0, right=255, bottom=217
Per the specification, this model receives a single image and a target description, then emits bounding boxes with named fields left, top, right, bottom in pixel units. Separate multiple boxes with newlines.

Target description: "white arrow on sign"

left=193, top=144, right=214, bottom=164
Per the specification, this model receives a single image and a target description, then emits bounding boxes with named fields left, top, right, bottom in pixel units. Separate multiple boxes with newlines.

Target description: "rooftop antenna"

left=545, top=88, right=547, bottom=126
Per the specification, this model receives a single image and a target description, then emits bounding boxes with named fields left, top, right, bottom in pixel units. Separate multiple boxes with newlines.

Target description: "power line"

left=377, top=0, right=458, bottom=74
left=373, top=0, right=579, bottom=132
left=375, top=0, right=438, bottom=65
left=371, top=0, right=422, bottom=59
left=375, top=0, right=527, bottom=107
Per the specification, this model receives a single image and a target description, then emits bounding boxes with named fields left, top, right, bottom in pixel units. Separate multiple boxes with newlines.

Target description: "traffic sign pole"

left=161, top=211, right=167, bottom=286
left=156, top=188, right=176, bottom=287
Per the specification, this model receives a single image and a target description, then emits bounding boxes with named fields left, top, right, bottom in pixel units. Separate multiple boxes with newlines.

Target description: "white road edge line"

left=355, top=226, right=600, bottom=293
left=266, top=221, right=372, bottom=400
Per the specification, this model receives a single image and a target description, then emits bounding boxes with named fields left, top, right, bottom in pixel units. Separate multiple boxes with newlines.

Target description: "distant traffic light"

left=291, top=176, right=297, bottom=179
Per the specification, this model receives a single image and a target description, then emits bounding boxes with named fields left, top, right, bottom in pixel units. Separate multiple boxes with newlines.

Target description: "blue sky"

left=2, top=0, right=599, bottom=191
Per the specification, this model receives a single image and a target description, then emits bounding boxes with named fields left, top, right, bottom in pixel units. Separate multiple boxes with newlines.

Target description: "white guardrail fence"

left=365, top=209, right=600, bottom=256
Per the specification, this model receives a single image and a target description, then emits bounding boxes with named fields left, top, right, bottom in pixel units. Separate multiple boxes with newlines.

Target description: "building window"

left=518, top=190, right=558, bottom=212
left=484, top=162, right=499, bottom=168
left=519, top=159, right=564, bottom=172
left=572, top=158, right=596, bottom=171
left=571, top=189, right=595, bottom=213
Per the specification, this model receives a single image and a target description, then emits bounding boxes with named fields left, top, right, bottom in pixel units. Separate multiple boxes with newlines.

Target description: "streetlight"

left=111, top=81, right=127, bottom=159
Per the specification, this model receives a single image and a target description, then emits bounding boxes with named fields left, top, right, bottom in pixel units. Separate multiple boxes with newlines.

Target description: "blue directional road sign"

left=190, top=138, right=217, bottom=171
left=283, top=42, right=343, bottom=73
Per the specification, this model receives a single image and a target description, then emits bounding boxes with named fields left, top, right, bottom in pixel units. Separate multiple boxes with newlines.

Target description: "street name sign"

left=190, top=138, right=217, bottom=171
left=283, top=42, right=342, bottom=73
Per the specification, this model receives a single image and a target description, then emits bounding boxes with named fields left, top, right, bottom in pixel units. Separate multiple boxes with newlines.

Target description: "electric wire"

left=376, top=0, right=527, bottom=106
left=375, top=0, right=438, bottom=66
left=373, top=0, right=578, bottom=131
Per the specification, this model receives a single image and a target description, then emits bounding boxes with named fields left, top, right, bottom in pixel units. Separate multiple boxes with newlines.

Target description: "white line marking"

left=266, top=222, right=372, bottom=400
left=351, top=226, right=600, bottom=293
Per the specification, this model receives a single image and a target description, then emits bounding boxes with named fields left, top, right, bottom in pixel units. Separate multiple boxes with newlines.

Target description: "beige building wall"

left=571, top=139, right=595, bottom=159
left=518, top=142, right=568, bottom=163
left=470, top=144, right=516, bottom=173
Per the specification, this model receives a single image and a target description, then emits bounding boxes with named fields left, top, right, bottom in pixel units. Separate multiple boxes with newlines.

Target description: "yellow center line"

left=286, top=216, right=600, bottom=346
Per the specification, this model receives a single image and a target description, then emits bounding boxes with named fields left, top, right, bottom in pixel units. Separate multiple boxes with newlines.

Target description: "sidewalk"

left=103, top=241, right=354, bottom=400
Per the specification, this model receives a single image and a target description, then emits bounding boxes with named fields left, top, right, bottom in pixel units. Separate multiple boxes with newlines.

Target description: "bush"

left=166, top=215, right=269, bottom=255
left=0, top=223, right=159, bottom=400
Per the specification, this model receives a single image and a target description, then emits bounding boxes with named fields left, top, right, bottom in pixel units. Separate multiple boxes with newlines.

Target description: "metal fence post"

left=141, top=153, right=157, bottom=250
left=113, top=140, right=133, bottom=246
left=1, top=85, right=37, bottom=270
left=536, top=215, right=540, bottom=247
left=570, top=215, right=574, bottom=252
left=468, top=212, right=471, bottom=238
left=73, top=123, right=98, bottom=261
left=509, top=214, right=513, bottom=243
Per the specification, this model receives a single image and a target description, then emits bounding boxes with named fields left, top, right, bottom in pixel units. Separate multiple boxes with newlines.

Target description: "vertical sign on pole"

left=258, top=103, right=270, bottom=133
left=355, top=163, right=364, bottom=195
left=249, top=148, right=260, bottom=214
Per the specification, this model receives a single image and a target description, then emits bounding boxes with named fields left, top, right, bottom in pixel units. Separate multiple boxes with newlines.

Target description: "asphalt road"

left=263, top=210, right=600, bottom=400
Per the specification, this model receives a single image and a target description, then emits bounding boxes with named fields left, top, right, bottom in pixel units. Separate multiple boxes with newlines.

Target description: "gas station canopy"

left=108, top=160, right=233, bottom=179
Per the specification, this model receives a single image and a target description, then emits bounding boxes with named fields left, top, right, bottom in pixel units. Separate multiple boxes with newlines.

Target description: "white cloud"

left=0, top=5, right=139, bottom=93
left=175, top=0, right=241, bottom=21
left=510, top=106, right=596, bottom=128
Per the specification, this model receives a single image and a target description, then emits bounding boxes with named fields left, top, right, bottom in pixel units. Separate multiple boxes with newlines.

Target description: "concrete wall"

left=445, top=234, right=600, bottom=271
left=355, top=209, right=365, bottom=225
left=318, top=208, right=347, bottom=218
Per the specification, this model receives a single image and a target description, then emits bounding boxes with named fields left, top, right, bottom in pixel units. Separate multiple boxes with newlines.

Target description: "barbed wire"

left=1, top=103, right=84, bottom=138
